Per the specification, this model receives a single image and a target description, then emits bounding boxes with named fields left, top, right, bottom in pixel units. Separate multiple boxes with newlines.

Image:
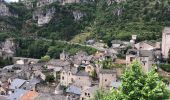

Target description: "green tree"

left=90, top=70, right=97, bottom=79
left=45, top=74, right=55, bottom=83
left=94, top=60, right=170, bottom=100
left=39, top=55, right=51, bottom=62
left=101, top=58, right=113, bottom=69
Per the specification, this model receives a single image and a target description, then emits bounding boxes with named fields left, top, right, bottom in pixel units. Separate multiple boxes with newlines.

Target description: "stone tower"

left=60, top=50, right=69, bottom=60
left=162, top=27, right=170, bottom=59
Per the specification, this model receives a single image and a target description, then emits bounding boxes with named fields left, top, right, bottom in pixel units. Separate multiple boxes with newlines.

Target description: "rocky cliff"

left=1, top=0, right=170, bottom=42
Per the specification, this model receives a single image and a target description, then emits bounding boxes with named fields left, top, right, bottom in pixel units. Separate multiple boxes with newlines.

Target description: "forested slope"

left=1, top=0, right=170, bottom=42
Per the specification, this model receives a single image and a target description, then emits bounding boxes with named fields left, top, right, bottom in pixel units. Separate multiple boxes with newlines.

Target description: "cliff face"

left=33, top=7, right=55, bottom=26
left=1, top=0, right=170, bottom=42
left=0, top=38, right=16, bottom=58
left=0, top=2, right=18, bottom=17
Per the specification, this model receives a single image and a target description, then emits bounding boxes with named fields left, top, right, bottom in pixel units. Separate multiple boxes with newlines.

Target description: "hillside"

left=0, top=0, right=170, bottom=42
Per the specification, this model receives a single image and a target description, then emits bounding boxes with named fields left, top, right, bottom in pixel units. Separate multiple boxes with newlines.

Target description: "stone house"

left=66, top=85, right=81, bottom=100
left=162, top=27, right=170, bottom=59
left=74, top=71, right=92, bottom=88
left=138, top=50, right=155, bottom=72
left=80, top=85, right=98, bottom=100
left=47, top=59, right=70, bottom=69
left=60, top=50, right=69, bottom=61
left=71, top=51, right=89, bottom=67
left=126, top=49, right=155, bottom=72
left=34, top=70, right=46, bottom=81
left=126, top=49, right=138, bottom=65
left=111, top=40, right=124, bottom=48
left=135, top=41, right=160, bottom=50
left=0, top=82, right=9, bottom=95
left=99, top=69, right=117, bottom=89
left=60, top=67, right=77, bottom=86
left=85, top=64, right=95, bottom=75
left=60, top=66, right=92, bottom=87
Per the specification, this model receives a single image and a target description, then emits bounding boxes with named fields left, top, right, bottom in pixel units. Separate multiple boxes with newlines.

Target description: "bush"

left=45, top=74, right=55, bottom=83
left=160, top=64, right=170, bottom=72
left=39, top=55, right=51, bottom=62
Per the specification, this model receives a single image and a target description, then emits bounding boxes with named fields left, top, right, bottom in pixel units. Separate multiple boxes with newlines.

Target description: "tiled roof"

left=100, top=69, right=117, bottom=74
left=82, top=85, right=98, bottom=94
left=7, top=89, right=28, bottom=100
left=76, top=71, right=89, bottom=76
left=110, top=81, right=121, bottom=88
left=66, top=85, right=81, bottom=95
left=48, top=59, right=70, bottom=66
left=20, top=91, right=39, bottom=100
left=9, top=79, right=26, bottom=89
left=35, top=94, right=66, bottom=100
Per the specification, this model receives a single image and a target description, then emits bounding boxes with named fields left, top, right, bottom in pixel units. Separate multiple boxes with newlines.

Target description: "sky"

left=5, top=0, right=18, bottom=2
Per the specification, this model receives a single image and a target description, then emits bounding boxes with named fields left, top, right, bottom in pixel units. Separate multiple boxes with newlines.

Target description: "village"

left=0, top=0, right=170, bottom=99
left=0, top=27, right=169, bottom=100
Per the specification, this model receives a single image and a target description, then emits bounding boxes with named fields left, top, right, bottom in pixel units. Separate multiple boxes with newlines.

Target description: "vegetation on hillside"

left=2, top=0, right=170, bottom=42
left=92, top=0, right=170, bottom=42
left=15, top=38, right=97, bottom=59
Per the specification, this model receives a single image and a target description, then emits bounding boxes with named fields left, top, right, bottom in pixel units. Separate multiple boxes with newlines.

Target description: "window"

left=88, top=93, right=90, bottom=97
left=63, top=72, right=65, bottom=74
left=62, top=76, right=64, bottom=80
left=130, top=57, right=134, bottom=62
left=82, top=98, right=85, bottom=100
left=85, top=93, right=87, bottom=96
left=71, top=78, right=74, bottom=82
left=105, top=79, right=107, bottom=82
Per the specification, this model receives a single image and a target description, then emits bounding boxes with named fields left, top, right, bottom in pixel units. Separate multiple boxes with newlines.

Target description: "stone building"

left=74, top=71, right=92, bottom=88
left=126, top=49, right=154, bottom=73
left=99, top=69, right=117, bottom=89
left=85, top=64, right=95, bottom=75
left=80, top=86, right=98, bottom=100
left=60, top=67, right=77, bottom=86
left=134, top=40, right=161, bottom=51
left=60, top=50, right=69, bottom=61
left=162, top=27, right=170, bottom=59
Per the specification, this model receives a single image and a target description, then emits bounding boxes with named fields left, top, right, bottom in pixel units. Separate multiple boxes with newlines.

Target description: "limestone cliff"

left=0, top=38, right=16, bottom=58
left=0, top=1, right=18, bottom=17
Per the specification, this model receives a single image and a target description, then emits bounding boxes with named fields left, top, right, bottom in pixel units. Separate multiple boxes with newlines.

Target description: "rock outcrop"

left=72, top=11, right=86, bottom=21
left=33, top=7, right=55, bottom=26
left=0, top=38, right=16, bottom=59
left=0, top=1, right=18, bottom=17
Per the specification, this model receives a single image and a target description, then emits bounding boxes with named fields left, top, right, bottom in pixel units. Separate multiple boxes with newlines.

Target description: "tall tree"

left=94, top=60, right=170, bottom=100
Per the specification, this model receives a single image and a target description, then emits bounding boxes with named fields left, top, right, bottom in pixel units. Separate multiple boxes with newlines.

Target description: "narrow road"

left=18, top=36, right=106, bottom=51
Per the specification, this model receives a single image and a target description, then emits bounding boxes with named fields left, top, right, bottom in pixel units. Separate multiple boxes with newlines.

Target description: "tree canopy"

left=94, top=60, right=170, bottom=100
